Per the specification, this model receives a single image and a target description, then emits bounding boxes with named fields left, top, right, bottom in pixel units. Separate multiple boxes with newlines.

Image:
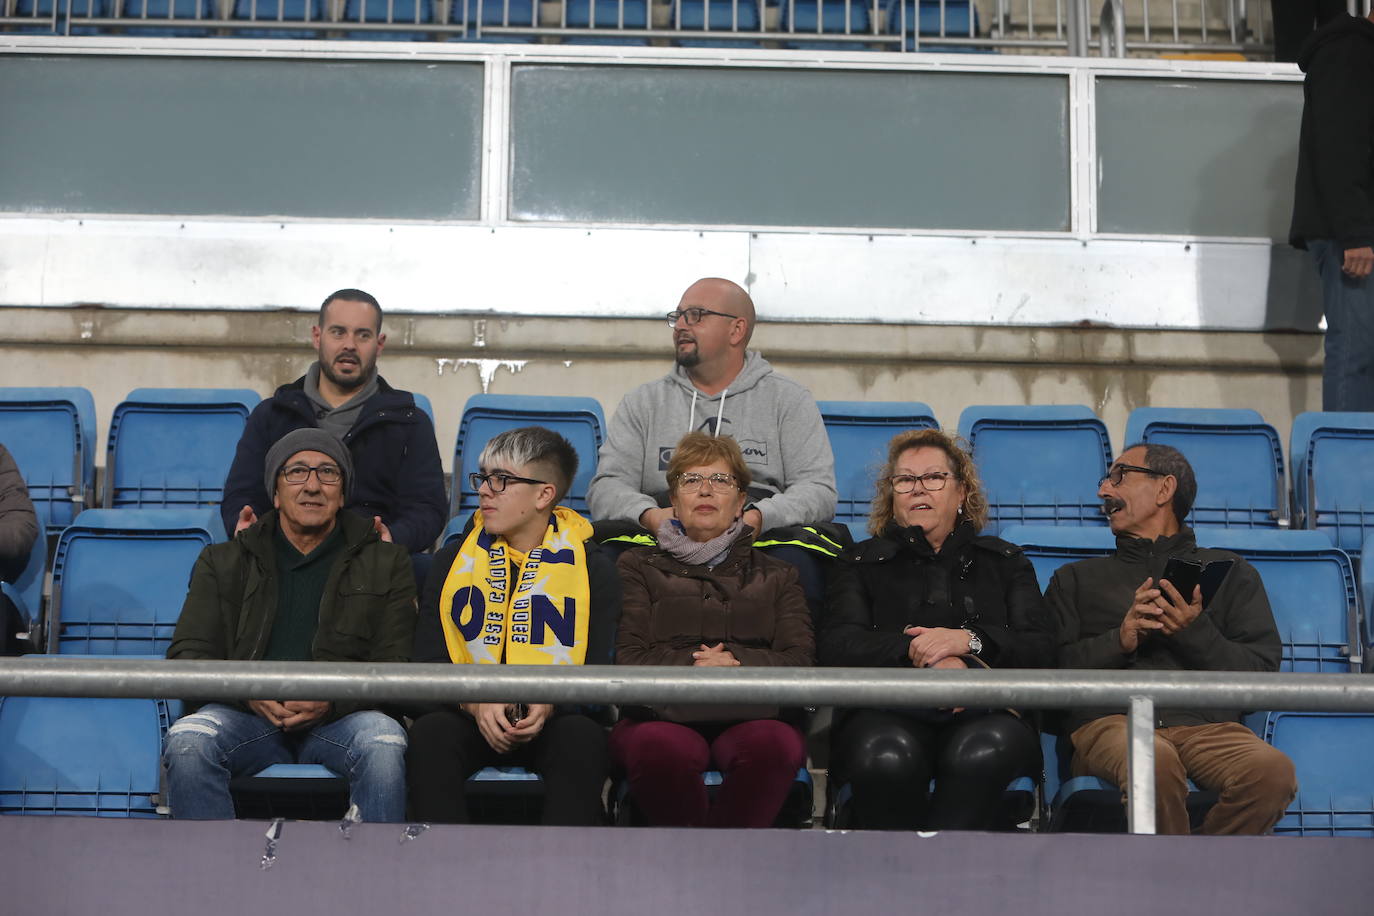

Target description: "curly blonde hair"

left=867, top=428, right=988, bottom=536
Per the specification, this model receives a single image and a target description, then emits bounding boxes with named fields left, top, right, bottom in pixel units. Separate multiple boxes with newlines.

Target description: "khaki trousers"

left=1070, top=716, right=1296, bottom=835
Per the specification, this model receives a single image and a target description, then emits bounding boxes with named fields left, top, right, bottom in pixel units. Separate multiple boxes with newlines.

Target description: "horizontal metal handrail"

left=3, top=657, right=1373, bottom=711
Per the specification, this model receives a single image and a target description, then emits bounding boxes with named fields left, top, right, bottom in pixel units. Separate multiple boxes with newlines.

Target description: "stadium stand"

left=957, top=405, right=1113, bottom=534
left=1262, top=711, right=1374, bottom=837
left=1290, top=411, right=1374, bottom=563
left=0, top=387, right=96, bottom=535
left=1123, top=407, right=1288, bottom=529
left=48, top=508, right=223, bottom=656
left=998, top=523, right=1115, bottom=591
left=231, top=0, right=327, bottom=38
left=0, top=693, right=175, bottom=817
left=119, top=0, right=217, bottom=36
left=103, top=388, right=260, bottom=510
left=672, top=0, right=763, bottom=46
left=565, top=0, right=650, bottom=43
left=343, top=0, right=436, bottom=39
left=817, top=399, right=938, bottom=539
left=780, top=0, right=873, bottom=50
left=887, top=0, right=982, bottom=50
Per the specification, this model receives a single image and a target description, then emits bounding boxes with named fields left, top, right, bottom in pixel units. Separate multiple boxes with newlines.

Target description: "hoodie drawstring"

left=714, top=389, right=727, bottom=437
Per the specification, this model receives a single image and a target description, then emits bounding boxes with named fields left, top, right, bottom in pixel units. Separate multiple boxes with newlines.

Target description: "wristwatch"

left=963, top=627, right=983, bottom=656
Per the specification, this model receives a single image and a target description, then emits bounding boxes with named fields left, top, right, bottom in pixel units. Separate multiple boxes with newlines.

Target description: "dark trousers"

left=831, top=708, right=1040, bottom=831
left=610, top=718, right=805, bottom=828
left=406, top=709, right=609, bottom=825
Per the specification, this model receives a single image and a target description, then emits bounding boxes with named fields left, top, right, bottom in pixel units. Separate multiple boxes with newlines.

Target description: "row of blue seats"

left=5, top=0, right=977, bottom=45
left=4, top=688, right=1371, bottom=835
left=5, top=387, right=1374, bottom=573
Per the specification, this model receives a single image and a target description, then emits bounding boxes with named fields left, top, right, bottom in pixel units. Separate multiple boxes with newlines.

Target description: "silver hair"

left=477, top=426, right=579, bottom=502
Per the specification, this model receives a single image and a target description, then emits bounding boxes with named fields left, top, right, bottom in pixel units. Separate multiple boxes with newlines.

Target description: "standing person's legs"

left=1169, top=722, right=1297, bottom=835
left=706, top=719, right=806, bottom=829
left=300, top=710, right=408, bottom=823
left=609, top=719, right=711, bottom=826
left=928, top=711, right=1040, bottom=831
left=162, top=703, right=293, bottom=819
left=1311, top=239, right=1374, bottom=412
left=406, top=708, right=497, bottom=823
left=1070, top=714, right=1192, bottom=835
left=531, top=713, right=610, bottom=826
left=830, top=709, right=939, bottom=830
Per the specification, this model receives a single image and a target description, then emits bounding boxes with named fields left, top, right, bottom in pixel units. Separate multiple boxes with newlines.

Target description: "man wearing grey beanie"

left=163, top=427, right=417, bottom=822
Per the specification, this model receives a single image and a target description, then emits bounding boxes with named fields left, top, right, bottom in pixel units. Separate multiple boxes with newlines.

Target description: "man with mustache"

left=587, top=277, right=838, bottom=602
left=1045, top=443, right=1296, bottom=835
left=221, top=289, right=445, bottom=557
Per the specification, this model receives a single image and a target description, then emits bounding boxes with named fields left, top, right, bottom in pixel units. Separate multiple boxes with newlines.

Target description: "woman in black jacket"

left=821, top=428, right=1055, bottom=830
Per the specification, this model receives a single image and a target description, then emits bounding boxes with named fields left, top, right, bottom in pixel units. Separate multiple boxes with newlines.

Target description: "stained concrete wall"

left=0, top=305, right=1324, bottom=477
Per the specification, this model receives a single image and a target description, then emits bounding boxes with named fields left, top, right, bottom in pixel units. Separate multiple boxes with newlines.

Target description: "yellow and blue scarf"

left=439, top=506, right=593, bottom=666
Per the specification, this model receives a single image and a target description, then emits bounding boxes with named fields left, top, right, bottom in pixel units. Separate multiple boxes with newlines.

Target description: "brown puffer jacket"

left=0, top=443, right=38, bottom=583
left=615, top=531, right=814, bottom=723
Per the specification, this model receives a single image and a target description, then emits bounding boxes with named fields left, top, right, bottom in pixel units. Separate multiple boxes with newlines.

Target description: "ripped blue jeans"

left=163, top=703, right=407, bottom=821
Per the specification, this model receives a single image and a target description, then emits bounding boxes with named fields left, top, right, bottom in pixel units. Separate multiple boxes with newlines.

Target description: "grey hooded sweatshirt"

left=588, top=351, right=837, bottom=533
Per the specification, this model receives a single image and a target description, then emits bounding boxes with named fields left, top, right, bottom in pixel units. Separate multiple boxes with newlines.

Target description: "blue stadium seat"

left=343, top=0, right=435, bottom=40
left=230, top=763, right=350, bottom=819
left=817, top=400, right=937, bottom=531
left=998, top=524, right=1115, bottom=593
left=885, top=0, right=986, bottom=51
left=104, top=388, right=260, bottom=510
left=0, top=695, right=173, bottom=817
left=1, top=534, right=47, bottom=644
left=957, top=405, right=1112, bottom=534
left=11, top=0, right=108, bottom=33
left=672, top=0, right=763, bottom=47
left=564, top=0, right=650, bottom=44
left=451, top=394, right=606, bottom=519
left=120, top=0, right=217, bottom=36
left=0, top=387, right=96, bottom=535
left=1197, top=527, right=1360, bottom=674
left=48, top=508, right=222, bottom=656
left=1124, top=407, right=1288, bottom=529
left=1364, top=532, right=1374, bottom=656
left=411, top=392, right=435, bottom=425
left=450, top=0, right=539, bottom=41
left=1290, top=411, right=1374, bottom=562
left=230, top=0, right=326, bottom=38
left=1262, top=711, right=1374, bottom=837
left=780, top=0, right=873, bottom=50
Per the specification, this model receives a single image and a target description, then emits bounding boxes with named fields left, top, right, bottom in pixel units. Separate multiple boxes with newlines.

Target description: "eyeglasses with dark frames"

left=280, top=463, right=343, bottom=485
left=470, top=471, right=548, bottom=493
left=888, top=472, right=953, bottom=494
left=666, top=307, right=740, bottom=328
left=674, top=472, right=741, bottom=493
left=1099, top=463, right=1165, bottom=488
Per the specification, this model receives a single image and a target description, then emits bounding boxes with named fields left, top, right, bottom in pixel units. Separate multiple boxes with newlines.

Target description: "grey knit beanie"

left=264, top=428, right=354, bottom=502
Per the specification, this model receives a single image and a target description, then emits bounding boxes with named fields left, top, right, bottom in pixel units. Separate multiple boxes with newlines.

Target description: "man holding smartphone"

left=1045, top=443, right=1296, bottom=835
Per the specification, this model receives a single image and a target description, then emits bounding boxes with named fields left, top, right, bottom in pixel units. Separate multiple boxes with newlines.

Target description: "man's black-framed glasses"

left=280, top=463, right=342, bottom=486
left=1099, top=463, right=1164, bottom=488
left=470, top=471, right=547, bottom=493
left=888, top=472, right=953, bottom=494
left=666, top=307, right=739, bottom=328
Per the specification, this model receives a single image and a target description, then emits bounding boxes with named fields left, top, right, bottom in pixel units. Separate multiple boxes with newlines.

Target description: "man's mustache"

left=1101, top=496, right=1126, bottom=516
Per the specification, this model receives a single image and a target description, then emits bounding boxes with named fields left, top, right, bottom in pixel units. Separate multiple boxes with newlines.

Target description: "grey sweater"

left=588, top=351, right=837, bottom=533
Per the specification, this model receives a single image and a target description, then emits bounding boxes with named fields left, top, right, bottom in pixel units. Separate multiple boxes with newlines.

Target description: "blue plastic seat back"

left=1364, top=533, right=1374, bottom=652
left=781, top=0, right=871, bottom=36
left=958, top=406, right=1112, bottom=534
left=674, top=0, right=761, bottom=29
left=12, top=0, right=109, bottom=31
left=999, top=524, right=1115, bottom=593
left=1291, top=411, right=1374, bottom=560
left=50, top=508, right=222, bottom=656
left=452, top=394, right=606, bottom=518
left=1197, top=528, right=1359, bottom=674
left=565, top=0, right=648, bottom=26
left=105, top=389, right=260, bottom=510
left=1125, top=408, right=1286, bottom=529
left=343, top=0, right=434, bottom=21
left=231, top=0, right=326, bottom=36
left=886, top=0, right=977, bottom=34
left=818, top=400, right=937, bottom=529
left=0, top=388, right=96, bottom=535
left=0, top=534, right=47, bottom=634
left=1263, top=711, right=1374, bottom=837
left=120, top=0, right=216, bottom=35
left=0, top=695, right=170, bottom=817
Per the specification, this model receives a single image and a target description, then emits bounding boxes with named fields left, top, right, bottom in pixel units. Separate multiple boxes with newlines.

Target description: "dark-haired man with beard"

left=1045, top=442, right=1296, bottom=835
left=221, top=289, right=445, bottom=556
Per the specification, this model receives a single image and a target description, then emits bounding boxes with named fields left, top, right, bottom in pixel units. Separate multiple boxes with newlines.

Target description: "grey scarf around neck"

left=304, top=362, right=379, bottom=440
left=656, top=517, right=748, bottom=568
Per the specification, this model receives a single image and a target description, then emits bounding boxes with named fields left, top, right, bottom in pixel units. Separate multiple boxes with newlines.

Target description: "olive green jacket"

left=166, top=509, right=417, bottom=721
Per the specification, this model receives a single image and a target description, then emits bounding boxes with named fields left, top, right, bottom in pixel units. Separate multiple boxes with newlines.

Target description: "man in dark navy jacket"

left=1290, top=11, right=1374, bottom=411
left=221, top=289, right=446, bottom=555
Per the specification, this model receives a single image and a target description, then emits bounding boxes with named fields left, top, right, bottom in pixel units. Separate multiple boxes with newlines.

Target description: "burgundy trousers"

left=609, top=718, right=805, bottom=828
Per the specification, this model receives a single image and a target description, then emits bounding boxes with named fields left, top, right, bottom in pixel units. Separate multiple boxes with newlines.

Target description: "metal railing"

left=4, top=656, right=1374, bottom=834
left=2, top=0, right=1342, bottom=57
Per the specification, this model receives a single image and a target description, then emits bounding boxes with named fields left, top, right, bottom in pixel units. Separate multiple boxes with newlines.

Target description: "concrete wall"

left=0, top=305, right=1324, bottom=476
